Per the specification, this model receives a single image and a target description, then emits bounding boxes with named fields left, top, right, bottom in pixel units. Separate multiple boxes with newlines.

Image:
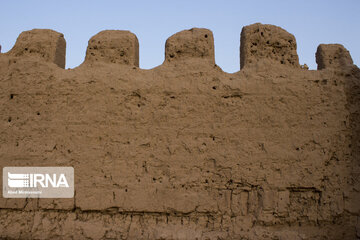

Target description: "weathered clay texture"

left=85, top=30, right=139, bottom=66
left=165, top=28, right=215, bottom=65
left=0, top=23, right=359, bottom=240
left=240, top=23, right=299, bottom=69
left=316, top=44, right=354, bottom=70
left=5, top=29, right=66, bottom=68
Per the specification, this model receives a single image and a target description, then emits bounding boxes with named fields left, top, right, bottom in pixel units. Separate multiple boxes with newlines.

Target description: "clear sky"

left=0, top=0, right=359, bottom=72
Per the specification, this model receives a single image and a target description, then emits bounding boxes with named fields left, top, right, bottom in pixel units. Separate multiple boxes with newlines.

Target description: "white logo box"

left=3, top=167, right=74, bottom=198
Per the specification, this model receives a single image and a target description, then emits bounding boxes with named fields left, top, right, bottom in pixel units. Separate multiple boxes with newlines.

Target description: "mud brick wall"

left=0, top=23, right=359, bottom=239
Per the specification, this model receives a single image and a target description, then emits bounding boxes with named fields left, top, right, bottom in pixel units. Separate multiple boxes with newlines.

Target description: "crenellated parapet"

left=164, top=28, right=215, bottom=65
left=5, top=29, right=66, bottom=68
left=316, top=44, right=354, bottom=70
left=84, top=30, right=139, bottom=66
left=1, top=23, right=356, bottom=71
left=240, top=23, right=299, bottom=69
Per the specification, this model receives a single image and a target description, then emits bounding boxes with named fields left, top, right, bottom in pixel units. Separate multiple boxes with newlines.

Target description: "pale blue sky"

left=1, top=0, right=359, bottom=72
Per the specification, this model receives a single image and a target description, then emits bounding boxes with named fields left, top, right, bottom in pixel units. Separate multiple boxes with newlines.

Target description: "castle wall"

left=0, top=23, right=359, bottom=240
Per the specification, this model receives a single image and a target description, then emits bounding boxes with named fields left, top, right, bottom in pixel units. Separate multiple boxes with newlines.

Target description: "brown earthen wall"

left=0, top=23, right=359, bottom=239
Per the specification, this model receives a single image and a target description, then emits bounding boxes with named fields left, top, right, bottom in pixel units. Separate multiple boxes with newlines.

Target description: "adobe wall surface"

left=0, top=23, right=359, bottom=239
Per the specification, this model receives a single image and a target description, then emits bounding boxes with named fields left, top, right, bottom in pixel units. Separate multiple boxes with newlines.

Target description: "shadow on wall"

left=315, top=44, right=360, bottom=219
left=315, top=44, right=359, bottom=176
left=343, top=60, right=360, bottom=211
